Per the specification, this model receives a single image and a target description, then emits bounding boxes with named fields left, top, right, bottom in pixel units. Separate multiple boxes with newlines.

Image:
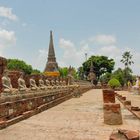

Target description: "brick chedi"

left=44, top=31, right=60, bottom=77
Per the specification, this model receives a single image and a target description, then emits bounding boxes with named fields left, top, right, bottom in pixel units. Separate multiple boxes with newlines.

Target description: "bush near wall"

left=108, top=78, right=121, bottom=89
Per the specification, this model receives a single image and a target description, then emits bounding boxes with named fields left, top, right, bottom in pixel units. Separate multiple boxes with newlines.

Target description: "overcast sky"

left=0, top=0, right=140, bottom=74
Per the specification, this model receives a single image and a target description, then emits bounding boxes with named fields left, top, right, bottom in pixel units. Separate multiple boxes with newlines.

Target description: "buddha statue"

left=62, top=80, right=67, bottom=88
left=55, top=79, right=60, bottom=88
left=29, top=76, right=38, bottom=90
left=2, top=70, right=17, bottom=94
left=39, top=76, right=46, bottom=90
left=45, top=79, right=52, bottom=89
left=59, top=79, right=63, bottom=86
left=45, top=79, right=50, bottom=86
left=63, top=80, right=66, bottom=86
left=51, top=79, right=56, bottom=89
left=18, top=73, right=28, bottom=92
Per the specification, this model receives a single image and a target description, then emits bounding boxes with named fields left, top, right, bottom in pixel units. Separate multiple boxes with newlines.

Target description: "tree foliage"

left=7, top=59, right=41, bottom=75
left=111, top=68, right=125, bottom=86
left=120, top=51, right=134, bottom=84
left=100, top=67, right=133, bottom=87
left=59, top=67, right=78, bottom=79
left=79, top=55, right=115, bottom=80
left=59, top=67, right=68, bottom=78
left=100, top=72, right=111, bottom=84
left=108, top=78, right=121, bottom=89
left=121, top=51, right=134, bottom=68
left=31, top=69, right=41, bottom=74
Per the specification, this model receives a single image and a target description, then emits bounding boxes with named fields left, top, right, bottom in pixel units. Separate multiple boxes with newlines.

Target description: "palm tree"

left=120, top=51, right=134, bottom=68
left=120, top=51, right=134, bottom=85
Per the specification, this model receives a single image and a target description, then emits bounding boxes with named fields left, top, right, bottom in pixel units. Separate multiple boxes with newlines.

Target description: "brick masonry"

left=103, top=103, right=123, bottom=125
left=0, top=85, right=92, bottom=129
left=102, top=89, right=115, bottom=103
left=0, top=57, right=7, bottom=93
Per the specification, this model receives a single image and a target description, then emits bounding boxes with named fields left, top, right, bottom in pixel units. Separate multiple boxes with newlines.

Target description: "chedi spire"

left=44, top=31, right=59, bottom=73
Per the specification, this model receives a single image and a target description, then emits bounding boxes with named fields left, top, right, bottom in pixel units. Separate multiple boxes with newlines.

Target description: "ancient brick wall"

left=0, top=85, right=92, bottom=129
left=0, top=75, right=2, bottom=93
left=24, top=74, right=41, bottom=88
left=8, top=71, right=21, bottom=88
left=0, top=57, right=7, bottom=75
left=0, top=57, right=7, bottom=93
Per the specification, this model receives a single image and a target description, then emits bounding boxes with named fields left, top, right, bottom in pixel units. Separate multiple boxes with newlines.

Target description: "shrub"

left=108, top=78, right=121, bottom=89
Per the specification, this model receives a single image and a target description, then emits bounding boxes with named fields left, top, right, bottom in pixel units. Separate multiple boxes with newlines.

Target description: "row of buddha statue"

left=1, top=70, right=67, bottom=95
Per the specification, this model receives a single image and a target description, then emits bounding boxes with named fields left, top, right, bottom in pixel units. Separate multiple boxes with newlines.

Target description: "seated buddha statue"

left=18, top=73, right=28, bottom=92
left=2, top=70, right=17, bottom=94
left=29, top=76, right=38, bottom=90
left=39, top=76, right=46, bottom=90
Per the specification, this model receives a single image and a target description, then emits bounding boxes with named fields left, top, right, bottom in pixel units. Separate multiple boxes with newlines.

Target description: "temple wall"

left=8, top=71, right=21, bottom=88
left=0, top=57, right=7, bottom=93
left=0, top=85, right=92, bottom=129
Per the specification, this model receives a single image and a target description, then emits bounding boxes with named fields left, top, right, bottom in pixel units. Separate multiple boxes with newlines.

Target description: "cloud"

left=97, top=45, right=121, bottom=59
left=58, top=36, right=140, bottom=75
left=59, top=38, right=74, bottom=49
left=36, top=34, right=140, bottom=75
left=89, top=34, right=116, bottom=45
left=59, top=38, right=90, bottom=67
left=0, top=29, right=16, bottom=54
left=35, top=49, right=48, bottom=70
left=59, top=38, right=118, bottom=68
left=0, top=6, right=18, bottom=21
left=95, top=45, right=140, bottom=75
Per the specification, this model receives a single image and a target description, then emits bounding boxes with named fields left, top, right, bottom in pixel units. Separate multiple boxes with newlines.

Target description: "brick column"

left=102, top=89, right=115, bottom=103
left=104, top=103, right=123, bottom=125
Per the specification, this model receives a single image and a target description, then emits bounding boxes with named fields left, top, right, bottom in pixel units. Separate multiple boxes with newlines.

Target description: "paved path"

left=0, top=89, right=140, bottom=140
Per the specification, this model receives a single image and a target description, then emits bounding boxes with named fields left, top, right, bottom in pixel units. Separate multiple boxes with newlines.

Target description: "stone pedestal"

left=103, top=89, right=115, bottom=103
left=124, top=100, right=131, bottom=106
left=104, top=103, right=123, bottom=125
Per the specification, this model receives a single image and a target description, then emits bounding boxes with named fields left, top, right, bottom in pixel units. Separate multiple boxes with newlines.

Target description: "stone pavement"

left=0, top=89, right=140, bottom=140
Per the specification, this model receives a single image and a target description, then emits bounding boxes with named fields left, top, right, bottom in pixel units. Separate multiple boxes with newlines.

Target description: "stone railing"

left=116, top=93, right=140, bottom=120
left=0, top=84, right=92, bottom=129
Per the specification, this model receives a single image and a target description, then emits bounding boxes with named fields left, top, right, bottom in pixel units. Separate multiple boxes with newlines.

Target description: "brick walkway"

left=0, top=89, right=140, bottom=140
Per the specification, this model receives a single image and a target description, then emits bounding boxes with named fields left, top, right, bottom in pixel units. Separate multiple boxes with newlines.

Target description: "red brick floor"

left=0, top=89, right=140, bottom=140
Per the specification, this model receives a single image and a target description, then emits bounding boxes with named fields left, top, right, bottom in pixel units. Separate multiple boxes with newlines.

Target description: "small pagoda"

left=44, top=31, right=60, bottom=77
left=88, top=61, right=96, bottom=82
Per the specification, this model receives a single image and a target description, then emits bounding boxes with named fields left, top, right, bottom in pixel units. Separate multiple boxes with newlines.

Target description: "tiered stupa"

left=44, top=31, right=60, bottom=77
left=88, top=61, right=96, bottom=81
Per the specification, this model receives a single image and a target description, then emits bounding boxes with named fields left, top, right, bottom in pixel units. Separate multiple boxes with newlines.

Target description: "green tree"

left=120, top=51, right=134, bottom=84
left=31, top=69, right=41, bottom=74
left=59, top=67, right=68, bottom=78
left=108, top=78, right=121, bottom=89
left=100, top=72, right=111, bottom=84
left=81, top=55, right=115, bottom=80
left=111, top=68, right=125, bottom=87
left=120, top=51, right=134, bottom=68
left=7, top=59, right=41, bottom=75
left=59, top=67, right=78, bottom=79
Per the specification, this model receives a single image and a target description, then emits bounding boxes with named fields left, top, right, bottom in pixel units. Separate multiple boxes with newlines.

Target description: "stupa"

left=44, top=31, right=60, bottom=77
